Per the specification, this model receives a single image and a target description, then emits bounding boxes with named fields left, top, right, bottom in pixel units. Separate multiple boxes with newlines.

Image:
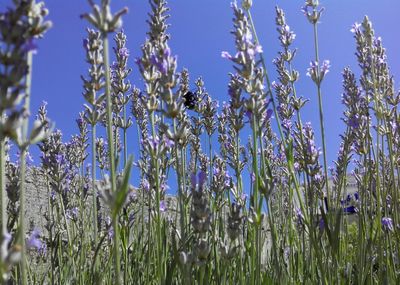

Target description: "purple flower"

left=56, top=154, right=66, bottom=165
left=350, top=22, right=361, bottom=33
left=221, top=51, right=232, bottom=60
left=301, top=6, right=311, bottom=16
left=382, top=217, right=394, bottom=232
left=141, top=178, right=150, bottom=192
left=306, top=139, right=317, bottom=158
left=160, top=180, right=170, bottom=193
left=320, top=60, right=330, bottom=76
left=27, top=229, right=42, bottom=250
left=246, top=45, right=263, bottom=60
left=76, top=116, right=84, bottom=127
left=243, top=31, right=253, bottom=44
left=163, top=136, right=175, bottom=148
left=347, top=115, right=360, bottom=129
left=306, top=60, right=330, bottom=84
left=143, top=135, right=160, bottom=150
left=160, top=200, right=167, bottom=213
left=282, top=119, right=292, bottom=130
left=314, top=173, right=323, bottom=183
left=150, top=53, right=169, bottom=75
left=343, top=205, right=357, bottom=214
left=280, top=25, right=296, bottom=46
left=224, top=171, right=231, bottom=187
left=306, top=61, right=318, bottom=76
left=38, top=243, right=47, bottom=256
left=118, top=47, right=129, bottom=58
left=164, top=46, right=171, bottom=57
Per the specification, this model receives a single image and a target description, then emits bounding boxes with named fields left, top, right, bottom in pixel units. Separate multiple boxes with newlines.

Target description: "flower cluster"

left=301, top=0, right=324, bottom=24
left=306, top=60, right=330, bottom=86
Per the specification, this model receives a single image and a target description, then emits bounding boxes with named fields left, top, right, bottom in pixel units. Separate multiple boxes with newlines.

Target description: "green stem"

left=150, top=111, right=163, bottom=283
left=0, top=139, right=5, bottom=235
left=102, top=33, right=119, bottom=284
left=91, top=123, right=98, bottom=273
left=312, top=22, right=330, bottom=205
left=123, top=104, right=128, bottom=167
left=18, top=50, right=34, bottom=285
left=18, top=148, right=27, bottom=285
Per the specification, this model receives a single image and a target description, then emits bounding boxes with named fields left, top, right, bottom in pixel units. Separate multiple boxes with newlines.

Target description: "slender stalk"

left=18, top=50, right=34, bottom=285
left=91, top=123, right=98, bottom=272
left=312, top=23, right=330, bottom=204
left=18, top=148, right=27, bottom=285
left=173, top=119, right=185, bottom=245
left=123, top=104, right=128, bottom=167
left=102, top=33, right=119, bottom=284
left=0, top=44, right=10, bottom=238
left=150, top=111, right=163, bottom=283
left=0, top=139, right=6, bottom=235
left=251, top=116, right=261, bottom=285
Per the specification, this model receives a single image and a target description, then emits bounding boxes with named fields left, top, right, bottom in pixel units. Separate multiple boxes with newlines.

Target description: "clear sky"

left=2, top=0, right=400, bottom=169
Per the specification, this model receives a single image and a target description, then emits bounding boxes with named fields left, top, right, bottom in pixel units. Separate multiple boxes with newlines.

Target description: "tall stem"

left=312, top=23, right=330, bottom=204
left=18, top=50, right=34, bottom=285
left=18, top=148, right=27, bottom=285
left=91, top=124, right=98, bottom=245
left=0, top=138, right=6, bottom=235
left=102, top=33, right=119, bottom=284
left=123, top=104, right=128, bottom=167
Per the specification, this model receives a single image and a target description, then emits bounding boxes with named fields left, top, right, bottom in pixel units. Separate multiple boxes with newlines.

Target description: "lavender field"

left=0, top=0, right=399, bottom=284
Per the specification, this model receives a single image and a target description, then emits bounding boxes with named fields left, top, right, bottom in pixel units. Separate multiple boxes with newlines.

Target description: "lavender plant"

left=1, top=0, right=400, bottom=284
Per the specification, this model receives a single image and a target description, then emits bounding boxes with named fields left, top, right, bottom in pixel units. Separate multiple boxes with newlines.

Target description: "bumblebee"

left=183, top=90, right=197, bottom=110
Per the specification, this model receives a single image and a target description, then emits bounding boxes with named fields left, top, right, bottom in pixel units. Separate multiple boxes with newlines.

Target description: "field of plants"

left=0, top=0, right=399, bottom=284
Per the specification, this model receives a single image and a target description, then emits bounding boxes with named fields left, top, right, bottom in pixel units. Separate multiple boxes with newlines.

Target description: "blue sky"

left=2, top=0, right=400, bottom=169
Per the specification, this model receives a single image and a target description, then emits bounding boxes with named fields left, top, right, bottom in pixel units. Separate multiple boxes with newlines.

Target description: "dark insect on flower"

left=183, top=91, right=198, bottom=110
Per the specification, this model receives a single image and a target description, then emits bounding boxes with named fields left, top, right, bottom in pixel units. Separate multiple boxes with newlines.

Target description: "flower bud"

left=242, top=0, right=253, bottom=10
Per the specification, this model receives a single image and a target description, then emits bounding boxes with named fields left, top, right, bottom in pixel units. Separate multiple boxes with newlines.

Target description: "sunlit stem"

left=102, top=33, right=119, bottom=284
left=312, top=22, right=330, bottom=204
